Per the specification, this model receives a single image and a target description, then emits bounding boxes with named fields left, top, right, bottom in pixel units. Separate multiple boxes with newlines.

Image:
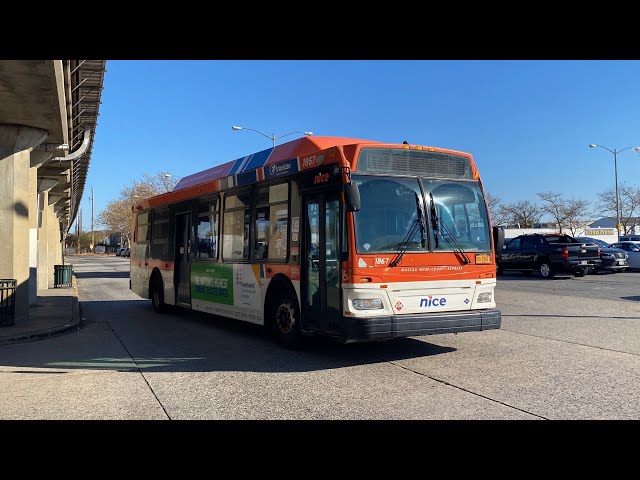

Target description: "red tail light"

left=598, top=247, right=601, bottom=256
left=562, top=246, right=569, bottom=259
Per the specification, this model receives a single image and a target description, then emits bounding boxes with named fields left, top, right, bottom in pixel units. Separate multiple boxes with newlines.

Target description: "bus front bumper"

left=341, top=309, right=501, bottom=343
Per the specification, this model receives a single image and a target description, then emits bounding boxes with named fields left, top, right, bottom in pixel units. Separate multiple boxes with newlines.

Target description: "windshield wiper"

left=389, top=219, right=420, bottom=267
left=429, top=192, right=470, bottom=265
left=415, top=192, right=427, bottom=249
left=429, top=193, right=439, bottom=248
left=389, top=193, right=427, bottom=267
left=438, top=219, right=470, bottom=264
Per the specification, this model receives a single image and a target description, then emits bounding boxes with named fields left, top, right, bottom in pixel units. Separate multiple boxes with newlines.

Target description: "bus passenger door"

left=175, top=212, right=192, bottom=307
left=301, top=190, right=341, bottom=334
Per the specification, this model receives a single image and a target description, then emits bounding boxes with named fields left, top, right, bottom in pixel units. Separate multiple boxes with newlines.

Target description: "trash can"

left=54, top=264, right=73, bottom=288
left=0, top=279, right=17, bottom=326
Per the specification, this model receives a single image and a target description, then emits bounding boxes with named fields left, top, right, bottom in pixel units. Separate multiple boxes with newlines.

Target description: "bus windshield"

left=353, top=175, right=491, bottom=254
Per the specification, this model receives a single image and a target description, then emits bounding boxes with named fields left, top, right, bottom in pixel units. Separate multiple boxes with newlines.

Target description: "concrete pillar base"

left=0, top=124, right=48, bottom=321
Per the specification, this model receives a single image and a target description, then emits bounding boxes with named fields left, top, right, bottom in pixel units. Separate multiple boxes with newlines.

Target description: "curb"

left=0, top=275, right=81, bottom=346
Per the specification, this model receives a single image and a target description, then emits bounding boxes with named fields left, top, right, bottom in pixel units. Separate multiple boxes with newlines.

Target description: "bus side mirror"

left=344, top=183, right=360, bottom=212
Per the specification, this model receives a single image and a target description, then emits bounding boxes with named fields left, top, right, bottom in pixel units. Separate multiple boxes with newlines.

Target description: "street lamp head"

left=633, top=147, right=640, bottom=155
left=163, top=174, right=171, bottom=178
left=588, top=144, right=597, bottom=148
left=304, top=131, right=314, bottom=136
left=231, top=126, right=243, bottom=131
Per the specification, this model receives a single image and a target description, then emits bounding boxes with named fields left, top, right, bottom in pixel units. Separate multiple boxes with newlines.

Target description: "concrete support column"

left=46, top=202, right=59, bottom=288
left=0, top=124, right=48, bottom=321
left=32, top=152, right=55, bottom=295
left=37, top=190, right=49, bottom=290
left=28, top=166, right=38, bottom=304
left=55, top=217, right=62, bottom=265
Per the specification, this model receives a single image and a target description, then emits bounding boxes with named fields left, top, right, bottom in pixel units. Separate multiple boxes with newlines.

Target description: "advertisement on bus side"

left=191, top=263, right=261, bottom=311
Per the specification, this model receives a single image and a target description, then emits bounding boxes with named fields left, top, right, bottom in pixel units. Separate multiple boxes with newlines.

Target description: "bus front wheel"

left=151, top=274, right=168, bottom=314
left=267, top=290, right=303, bottom=349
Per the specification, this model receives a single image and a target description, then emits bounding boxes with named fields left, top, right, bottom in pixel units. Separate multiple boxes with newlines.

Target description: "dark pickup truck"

left=497, top=233, right=601, bottom=278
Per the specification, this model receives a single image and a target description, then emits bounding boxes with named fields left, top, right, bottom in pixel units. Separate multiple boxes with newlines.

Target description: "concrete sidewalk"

left=0, top=275, right=80, bottom=346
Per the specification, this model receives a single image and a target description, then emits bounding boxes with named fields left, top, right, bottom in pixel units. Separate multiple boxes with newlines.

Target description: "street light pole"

left=91, top=185, right=94, bottom=253
left=231, top=126, right=314, bottom=147
left=588, top=144, right=640, bottom=240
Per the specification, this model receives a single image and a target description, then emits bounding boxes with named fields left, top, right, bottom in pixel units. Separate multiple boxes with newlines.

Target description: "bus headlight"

left=352, top=298, right=384, bottom=310
left=477, top=292, right=492, bottom=303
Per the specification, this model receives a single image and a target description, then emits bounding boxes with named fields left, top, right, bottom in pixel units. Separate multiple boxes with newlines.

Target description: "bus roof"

left=136, top=136, right=474, bottom=210
left=173, top=136, right=379, bottom=191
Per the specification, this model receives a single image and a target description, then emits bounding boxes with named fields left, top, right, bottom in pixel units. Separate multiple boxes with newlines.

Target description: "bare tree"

left=492, top=205, right=512, bottom=227
left=595, top=183, right=640, bottom=234
left=537, top=192, right=566, bottom=232
left=97, top=171, right=179, bottom=247
left=563, top=198, right=592, bottom=235
left=486, top=192, right=500, bottom=213
left=537, top=191, right=591, bottom=234
left=485, top=192, right=510, bottom=226
left=502, top=200, right=543, bottom=228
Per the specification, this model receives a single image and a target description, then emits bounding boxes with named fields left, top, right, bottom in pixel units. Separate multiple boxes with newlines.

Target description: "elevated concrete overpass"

left=0, top=60, right=106, bottom=321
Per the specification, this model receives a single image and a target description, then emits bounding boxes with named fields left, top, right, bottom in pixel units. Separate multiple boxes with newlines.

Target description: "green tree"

left=78, top=232, right=93, bottom=252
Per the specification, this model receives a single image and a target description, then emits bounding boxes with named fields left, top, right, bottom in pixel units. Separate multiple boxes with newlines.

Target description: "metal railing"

left=0, top=279, right=17, bottom=326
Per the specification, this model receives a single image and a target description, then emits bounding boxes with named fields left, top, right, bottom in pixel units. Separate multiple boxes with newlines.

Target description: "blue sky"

left=79, top=60, right=640, bottom=229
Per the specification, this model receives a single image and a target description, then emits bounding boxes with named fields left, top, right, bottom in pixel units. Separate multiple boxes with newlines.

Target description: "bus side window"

left=223, top=192, right=250, bottom=261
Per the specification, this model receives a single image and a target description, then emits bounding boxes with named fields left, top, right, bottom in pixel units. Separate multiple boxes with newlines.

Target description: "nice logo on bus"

left=420, top=296, right=447, bottom=307
left=314, top=172, right=329, bottom=184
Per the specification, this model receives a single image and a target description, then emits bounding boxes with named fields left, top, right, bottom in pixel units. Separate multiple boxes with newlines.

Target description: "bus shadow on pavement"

left=153, top=307, right=459, bottom=372
left=620, top=295, right=640, bottom=302
left=74, top=271, right=130, bottom=279
left=0, top=299, right=457, bottom=375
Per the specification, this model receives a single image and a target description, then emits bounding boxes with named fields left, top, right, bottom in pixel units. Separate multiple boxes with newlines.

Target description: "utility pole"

left=91, top=186, right=95, bottom=253
left=77, top=208, right=82, bottom=252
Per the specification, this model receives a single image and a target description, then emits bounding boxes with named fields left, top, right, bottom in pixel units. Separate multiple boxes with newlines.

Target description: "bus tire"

left=266, top=288, right=303, bottom=349
left=151, top=273, right=168, bottom=314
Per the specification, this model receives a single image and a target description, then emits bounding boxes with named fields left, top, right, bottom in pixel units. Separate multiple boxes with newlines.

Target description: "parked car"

left=619, top=235, right=640, bottom=243
left=574, top=236, right=628, bottom=273
left=122, top=247, right=130, bottom=257
left=115, top=247, right=125, bottom=256
left=608, top=241, right=640, bottom=270
left=497, top=233, right=601, bottom=278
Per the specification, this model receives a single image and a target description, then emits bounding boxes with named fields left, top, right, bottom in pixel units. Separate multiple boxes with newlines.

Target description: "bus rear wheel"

left=267, top=291, right=303, bottom=349
left=151, top=274, right=168, bottom=314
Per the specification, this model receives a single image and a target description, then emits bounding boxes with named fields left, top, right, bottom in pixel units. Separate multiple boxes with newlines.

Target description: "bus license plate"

left=579, top=261, right=587, bottom=265
left=476, top=253, right=491, bottom=264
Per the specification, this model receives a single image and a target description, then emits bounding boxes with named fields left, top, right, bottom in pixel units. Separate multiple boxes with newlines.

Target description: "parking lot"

left=0, top=256, right=639, bottom=420
left=497, top=269, right=640, bottom=303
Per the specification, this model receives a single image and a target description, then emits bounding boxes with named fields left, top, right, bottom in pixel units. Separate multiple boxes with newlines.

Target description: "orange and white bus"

left=130, top=136, right=500, bottom=347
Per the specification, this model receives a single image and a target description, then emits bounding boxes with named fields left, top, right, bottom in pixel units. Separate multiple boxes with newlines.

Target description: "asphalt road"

left=0, top=255, right=638, bottom=419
